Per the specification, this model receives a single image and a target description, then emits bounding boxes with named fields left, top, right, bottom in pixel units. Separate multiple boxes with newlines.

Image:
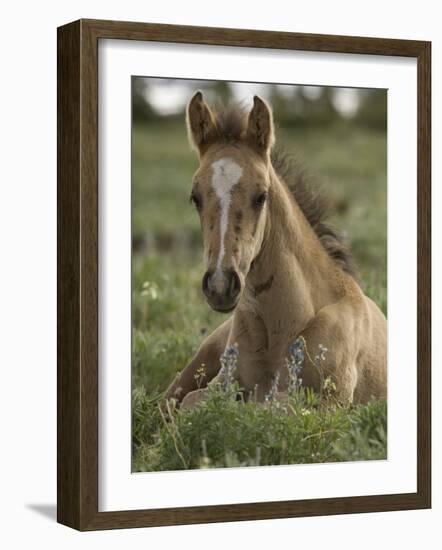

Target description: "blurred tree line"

left=133, top=79, right=386, bottom=130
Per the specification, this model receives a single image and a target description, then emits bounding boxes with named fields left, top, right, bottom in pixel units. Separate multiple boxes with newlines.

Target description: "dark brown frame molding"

left=57, top=18, right=431, bottom=530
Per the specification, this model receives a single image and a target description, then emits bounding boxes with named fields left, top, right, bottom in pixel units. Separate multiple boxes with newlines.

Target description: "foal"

left=165, top=92, right=387, bottom=407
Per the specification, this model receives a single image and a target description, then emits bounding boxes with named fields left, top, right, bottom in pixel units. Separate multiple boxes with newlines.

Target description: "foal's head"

left=186, top=92, right=275, bottom=312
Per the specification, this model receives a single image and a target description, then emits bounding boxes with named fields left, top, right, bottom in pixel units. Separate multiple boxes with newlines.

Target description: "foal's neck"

left=241, top=167, right=343, bottom=341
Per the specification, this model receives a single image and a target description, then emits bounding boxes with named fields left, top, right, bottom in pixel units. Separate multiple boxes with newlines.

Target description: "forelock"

left=212, top=103, right=248, bottom=143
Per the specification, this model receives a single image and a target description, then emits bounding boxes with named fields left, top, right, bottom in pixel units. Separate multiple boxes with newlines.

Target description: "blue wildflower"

left=219, top=343, right=239, bottom=392
left=286, top=337, right=305, bottom=394
left=265, top=371, right=280, bottom=403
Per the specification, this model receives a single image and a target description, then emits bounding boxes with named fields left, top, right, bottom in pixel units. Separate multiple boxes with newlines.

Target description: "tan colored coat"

left=165, top=93, right=387, bottom=407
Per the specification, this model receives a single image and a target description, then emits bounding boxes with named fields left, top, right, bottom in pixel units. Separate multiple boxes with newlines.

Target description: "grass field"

left=131, top=117, right=387, bottom=472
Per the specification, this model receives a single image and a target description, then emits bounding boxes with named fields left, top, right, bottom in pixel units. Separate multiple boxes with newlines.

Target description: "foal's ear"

left=246, top=96, right=275, bottom=157
left=186, top=91, right=218, bottom=156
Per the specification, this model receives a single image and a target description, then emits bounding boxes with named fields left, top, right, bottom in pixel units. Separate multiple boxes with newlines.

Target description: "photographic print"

left=57, top=20, right=430, bottom=529
left=131, top=77, right=387, bottom=472
left=57, top=19, right=431, bottom=529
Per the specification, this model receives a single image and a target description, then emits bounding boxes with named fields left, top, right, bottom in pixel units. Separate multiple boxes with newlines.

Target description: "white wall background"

left=0, top=1, right=439, bottom=547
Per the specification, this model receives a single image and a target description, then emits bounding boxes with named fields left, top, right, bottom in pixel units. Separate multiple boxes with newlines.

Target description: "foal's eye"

left=254, top=192, right=268, bottom=208
left=190, top=191, right=202, bottom=210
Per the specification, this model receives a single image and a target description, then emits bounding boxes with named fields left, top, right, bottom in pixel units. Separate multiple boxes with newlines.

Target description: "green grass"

left=131, top=118, right=387, bottom=471
left=132, top=383, right=387, bottom=471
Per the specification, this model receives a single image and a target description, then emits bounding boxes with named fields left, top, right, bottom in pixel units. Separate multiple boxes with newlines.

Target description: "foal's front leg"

left=164, top=318, right=232, bottom=405
left=297, top=299, right=362, bottom=403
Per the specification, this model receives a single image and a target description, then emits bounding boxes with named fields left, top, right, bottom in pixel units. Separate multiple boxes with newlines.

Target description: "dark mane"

left=213, top=103, right=356, bottom=278
left=271, top=148, right=356, bottom=277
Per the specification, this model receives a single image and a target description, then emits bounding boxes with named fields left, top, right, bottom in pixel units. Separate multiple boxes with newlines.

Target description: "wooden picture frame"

left=57, top=18, right=431, bottom=530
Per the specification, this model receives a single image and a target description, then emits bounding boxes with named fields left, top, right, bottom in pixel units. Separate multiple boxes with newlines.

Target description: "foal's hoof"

left=180, top=389, right=208, bottom=410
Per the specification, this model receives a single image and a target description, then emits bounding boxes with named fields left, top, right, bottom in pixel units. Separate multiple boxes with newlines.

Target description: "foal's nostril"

left=228, top=270, right=241, bottom=299
left=202, top=270, right=213, bottom=297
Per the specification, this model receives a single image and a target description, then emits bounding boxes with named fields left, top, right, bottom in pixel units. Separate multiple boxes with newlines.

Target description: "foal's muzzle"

left=202, top=269, right=241, bottom=312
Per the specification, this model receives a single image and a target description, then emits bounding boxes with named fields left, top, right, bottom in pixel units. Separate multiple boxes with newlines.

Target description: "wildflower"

left=194, top=365, right=207, bottom=388
left=286, top=337, right=305, bottom=395
left=316, top=344, right=328, bottom=363
left=141, top=280, right=159, bottom=300
left=322, top=376, right=337, bottom=399
left=219, top=343, right=239, bottom=392
left=313, top=343, right=328, bottom=401
left=265, top=371, right=280, bottom=403
left=288, top=338, right=305, bottom=368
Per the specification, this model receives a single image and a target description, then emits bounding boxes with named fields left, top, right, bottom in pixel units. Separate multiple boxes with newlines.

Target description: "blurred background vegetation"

left=131, top=78, right=387, bottom=470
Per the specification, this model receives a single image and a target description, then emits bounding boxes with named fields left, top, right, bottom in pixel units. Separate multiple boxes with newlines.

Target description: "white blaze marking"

left=211, top=158, right=243, bottom=290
